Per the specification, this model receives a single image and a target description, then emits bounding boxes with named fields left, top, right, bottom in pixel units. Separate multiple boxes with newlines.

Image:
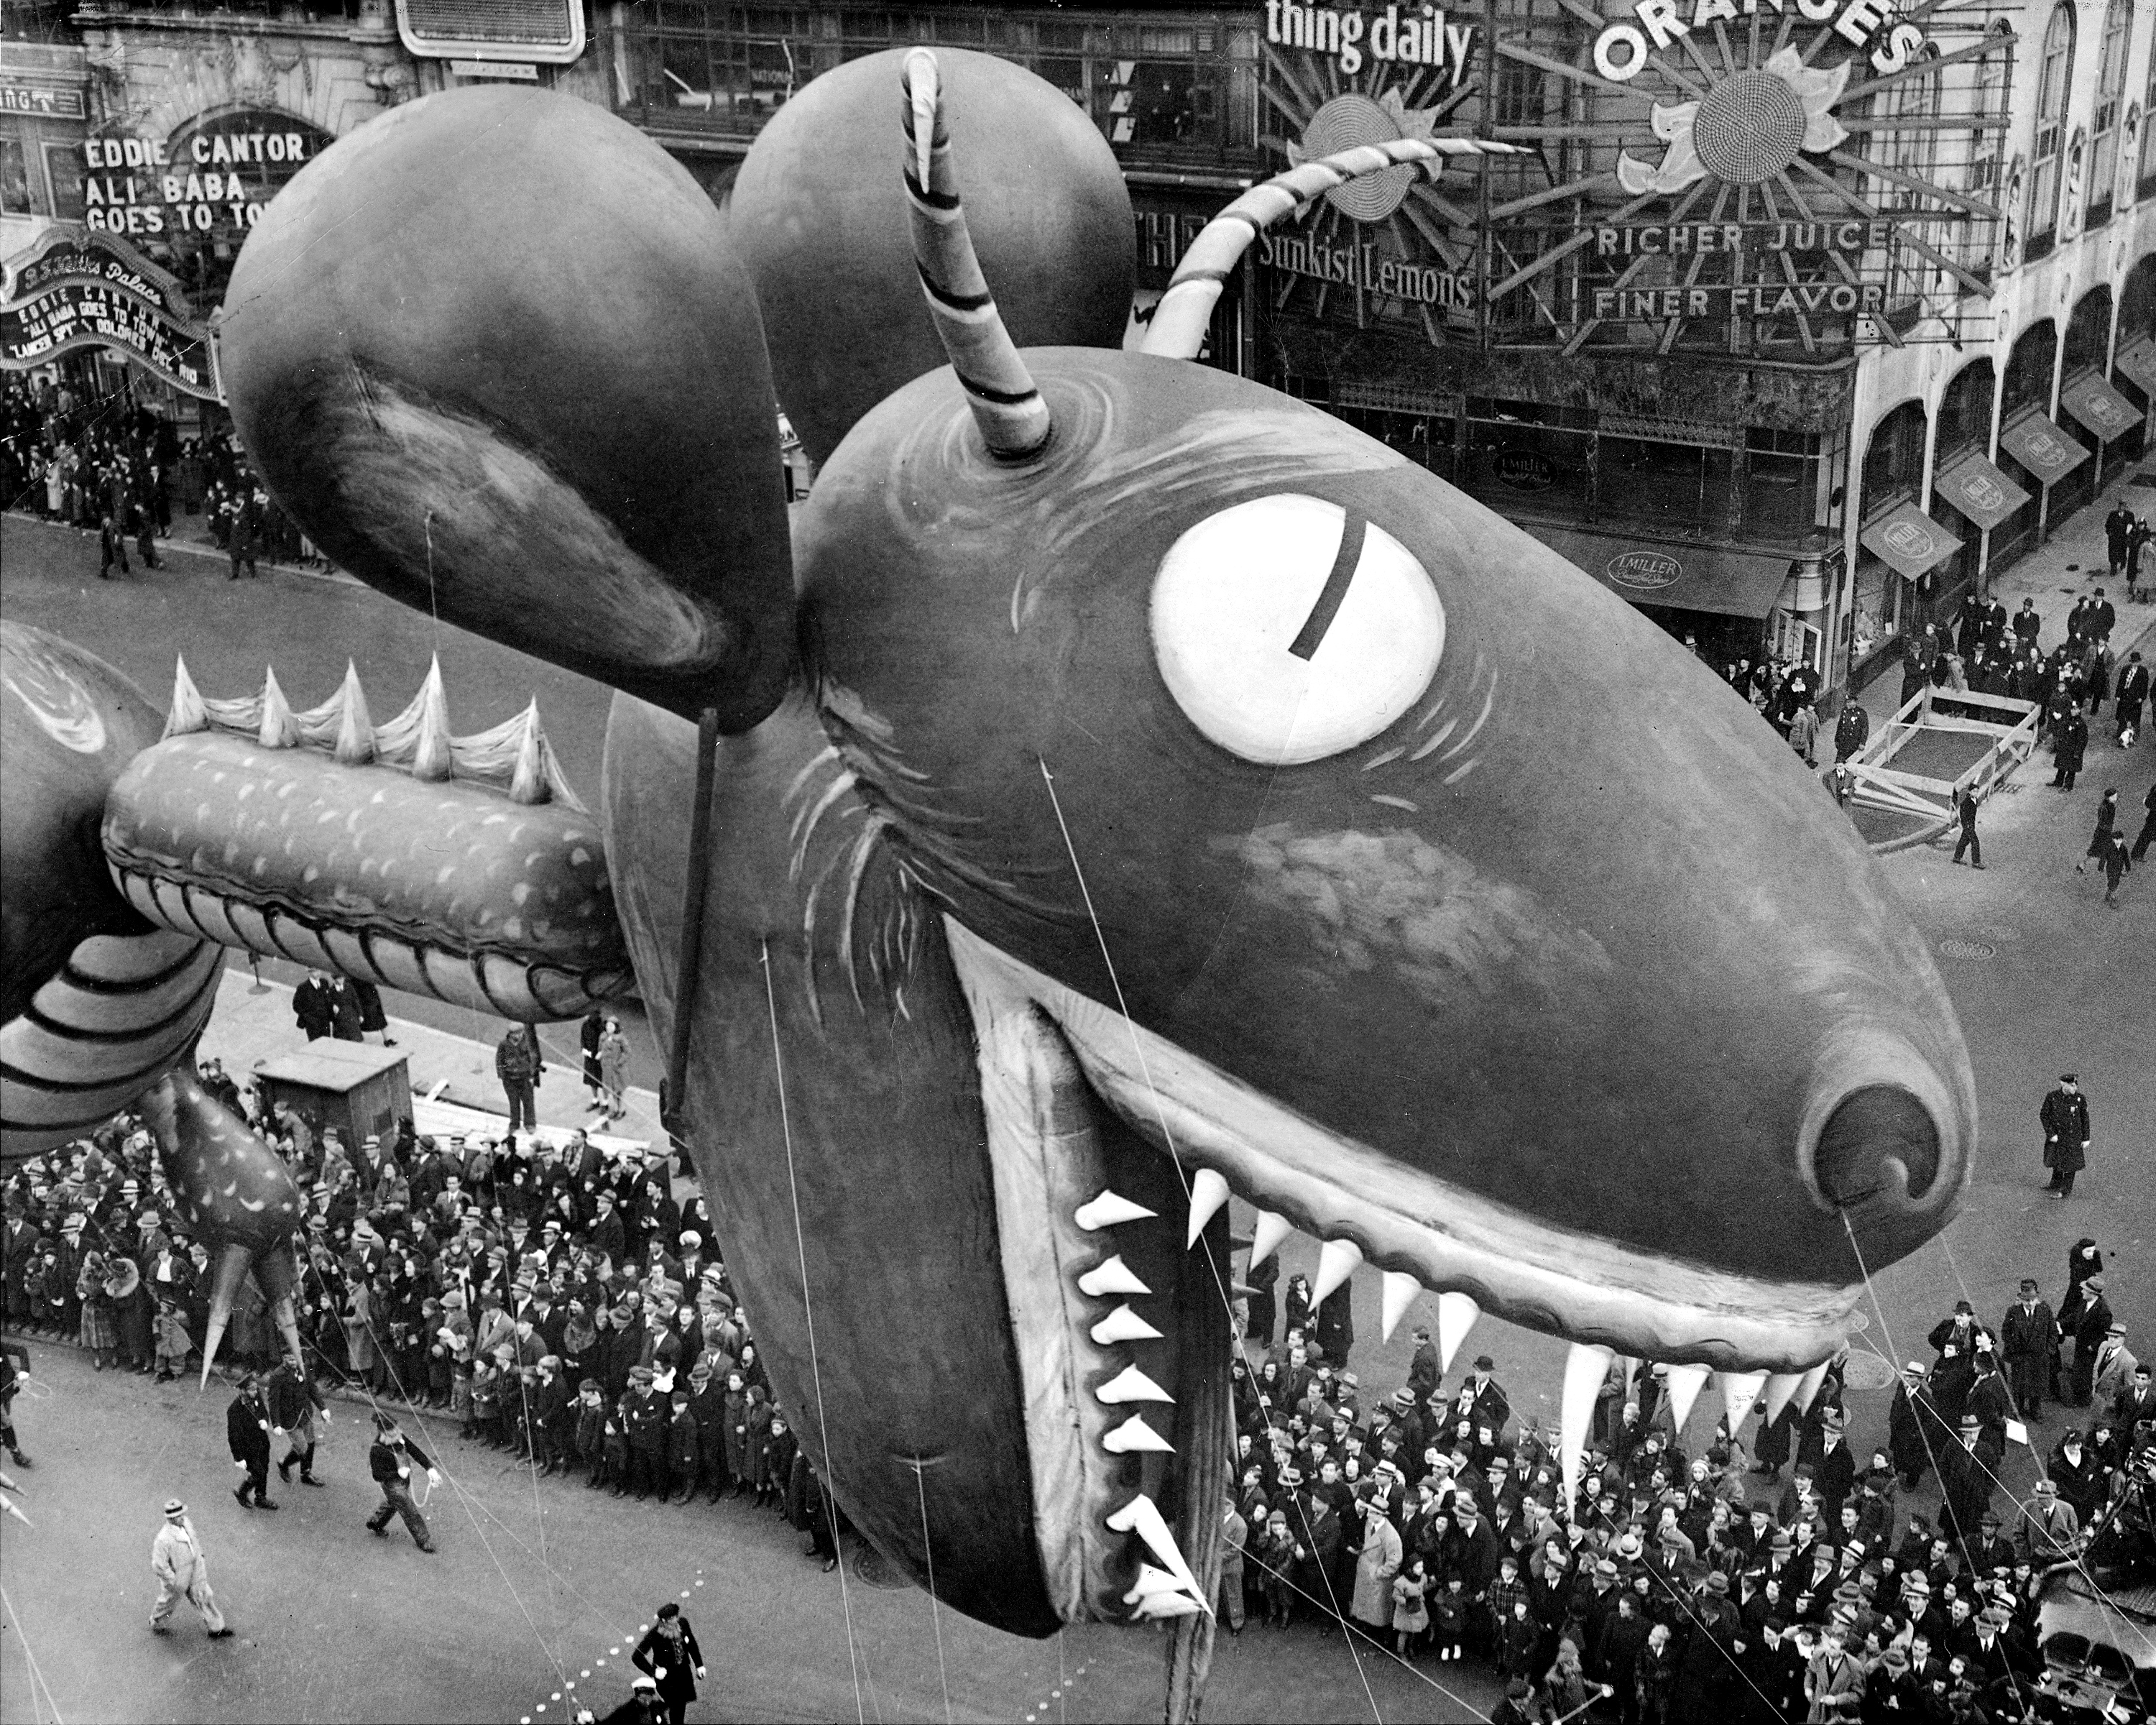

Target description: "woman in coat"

left=1350, top=1500, right=1403, bottom=1631
left=630, top=1603, right=704, bottom=1725
left=77, top=1251, right=118, bottom=1368
left=597, top=1019, right=630, bottom=1123
left=1283, top=1274, right=1315, bottom=1346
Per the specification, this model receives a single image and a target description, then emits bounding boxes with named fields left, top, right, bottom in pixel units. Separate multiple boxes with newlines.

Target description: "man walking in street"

left=97, top=515, right=129, bottom=581
left=268, top=1356, right=329, bottom=1489
left=2041, top=1075, right=2091, bottom=1199
left=226, top=1374, right=277, bottom=1510
left=1832, top=696, right=1869, bottom=765
left=364, top=1412, right=440, bottom=1552
left=2106, top=502, right=2134, bottom=586
left=149, top=1499, right=232, bottom=1638
left=1950, top=786, right=1984, bottom=868
left=2053, top=707, right=2089, bottom=791
left=2116, top=652, right=2149, bottom=746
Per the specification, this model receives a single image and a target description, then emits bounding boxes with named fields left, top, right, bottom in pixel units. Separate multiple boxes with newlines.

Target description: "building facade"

left=11, top=0, right=2151, bottom=698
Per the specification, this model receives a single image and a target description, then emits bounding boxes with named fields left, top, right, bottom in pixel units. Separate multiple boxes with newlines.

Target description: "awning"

left=1859, top=501, right=1963, bottom=578
left=1525, top=525, right=1796, bottom=618
left=2113, top=339, right=2156, bottom=400
left=1997, top=413, right=2091, bottom=487
left=2058, top=372, right=2145, bottom=442
left=1931, top=452, right=2031, bottom=532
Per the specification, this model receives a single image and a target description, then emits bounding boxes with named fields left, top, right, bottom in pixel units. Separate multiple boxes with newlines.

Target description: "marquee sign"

left=0, top=227, right=217, bottom=399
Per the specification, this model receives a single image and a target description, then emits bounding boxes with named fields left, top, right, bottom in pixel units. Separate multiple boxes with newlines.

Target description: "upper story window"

left=2024, top=2, right=2075, bottom=262
left=2086, top=0, right=2132, bottom=229
left=2140, top=24, right=2156, bottom=201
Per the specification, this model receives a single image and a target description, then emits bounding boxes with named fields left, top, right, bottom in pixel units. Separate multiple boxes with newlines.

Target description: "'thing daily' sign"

left=1266, top=3, right=1477, bottom=83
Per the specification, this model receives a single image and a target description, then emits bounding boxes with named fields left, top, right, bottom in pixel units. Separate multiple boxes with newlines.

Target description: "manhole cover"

left=1848, top=1310, right=1871, bottom=1333
left=849, top=1543, right=913, bottom=1589
left=1938, top=939, right=1996, bottom=960
left=1843, top=1353, right=1899, bottom=1390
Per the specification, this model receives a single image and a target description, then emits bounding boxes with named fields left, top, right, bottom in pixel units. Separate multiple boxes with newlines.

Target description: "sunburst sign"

left=1615, top=47, right=1848, bottom=196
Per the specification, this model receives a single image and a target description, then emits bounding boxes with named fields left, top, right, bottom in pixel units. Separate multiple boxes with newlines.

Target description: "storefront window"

left=1741, top=428, right=1822, bottom=548
left=1595, top=436, right=1732, bottom=539
left=2086, top=0, right=2132, bottom=228
left=0, top=133, right=33, bottom=216
left=1465, top=401, right=1590, bottom=524
left=614, top=4, right=1260, bottom=168
left=2024, top=3, right=2074, bottom=262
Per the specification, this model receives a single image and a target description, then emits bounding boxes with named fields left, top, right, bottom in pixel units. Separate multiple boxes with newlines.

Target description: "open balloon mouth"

left=942, top=914, right=1877, bottom=1622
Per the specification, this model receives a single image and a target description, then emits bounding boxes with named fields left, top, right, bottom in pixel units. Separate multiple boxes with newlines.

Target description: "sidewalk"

left=195, top=959, right=665, bottom=1157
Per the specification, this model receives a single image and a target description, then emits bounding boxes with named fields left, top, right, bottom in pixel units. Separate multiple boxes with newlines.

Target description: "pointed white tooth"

left=1102, top=1413, right=1175, bottom=1455
left=1760, top=1371, right=1802, bottom=1425
left=1090, top=1305, right=1164, bottom=1346
left=1077, top=1256, right=1151, bottom=1299
left=1436, top=1291, right=1480, bottom=1374
left=1719, top=1369, right=1767, bottom=1436
left=1312, top=1239, right=1362, bottom=1306
left=1122, top=1564, right=1188, bottom=1603
left=1790, top=1360, right=1830, bottom=1416
left=1096, top=1364, right=1174, bottom=1406
left=1074, top=1190, right=1157, bottom=1232
left=1132, top=1591, right=1203, bottom=1620
left=1105, top=1494, right=1211, bottom=1612
left=1184, top=1169, right=1230, bottom=1248
left=1664, top=1363, right=1711, bottom=1433
left=1248, top=1212, right=1291, bottom=1268
left=1560, top=1343, right=1612, bottom=1514
left=1380, top=1271, right=1422, bottom=1343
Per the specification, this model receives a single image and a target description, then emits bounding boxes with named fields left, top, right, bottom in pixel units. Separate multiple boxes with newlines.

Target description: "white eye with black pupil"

left=1149, top=494, right=1444, bottom=766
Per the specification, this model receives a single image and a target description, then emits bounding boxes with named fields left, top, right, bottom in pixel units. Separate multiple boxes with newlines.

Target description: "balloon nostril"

left=1815, top=1085, right=1942, bottom=1208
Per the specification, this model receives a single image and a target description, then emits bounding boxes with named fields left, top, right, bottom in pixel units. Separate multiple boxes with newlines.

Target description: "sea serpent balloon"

left=1, top=47, right=1976, bottom=1719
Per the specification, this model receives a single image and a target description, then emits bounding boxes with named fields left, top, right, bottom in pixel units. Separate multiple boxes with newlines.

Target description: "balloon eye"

left=1149, top=494, right=1444, bottom=766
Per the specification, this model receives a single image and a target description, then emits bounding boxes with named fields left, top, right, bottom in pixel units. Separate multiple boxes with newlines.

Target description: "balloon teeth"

left=1436, top=1290, right=1480, bottom=1374
left=1761, top=1370, right=1802, bottom=1425
left=1247, top=1211, right=1291, bottom=1269
left=1130, top=1591, right=1202, bottom=1620
left=1790, top=1360, right=1830, bottom=1416
left=1073, top=1190, right=1158, bottom=1232
left=1095, top=1365, right=1173, bottom=1406
left=1105, top=1494, right=1210, bottom=1612
left=1719, top=1368, right=1768, bottom=1435
left=1101, top=1414, right=1174, bottom=1455
left=1184, top=1169, right=1230, bottom=1249
left=1663, top=1361, right=1712, bottom=1432
left=1312, top=1238, right=1362, bottom=1306
left=1123, top=1564, right=1191, bottom=1603
left=1089, top=1305, right=1164, bottom=1346
left=1380, top=1271, right=1422, bottom=1342
left=1560, top=1342, right=1613, bottom=1512
left=1075, top=1255, right=1150, bottom=1299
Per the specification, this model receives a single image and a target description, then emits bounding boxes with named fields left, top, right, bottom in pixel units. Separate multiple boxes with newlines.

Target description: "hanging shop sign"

left=2058, top=372, right=2145, bottom=443
left=1996, top=414, right=2090, bottom=487
left=1930, top=454, right=2030, bottom=531
left=1858, top=501, right=1960, bottom=579
left=4, top=85, right=85, bottom=119
left=0, top=227, right=216, bottom=398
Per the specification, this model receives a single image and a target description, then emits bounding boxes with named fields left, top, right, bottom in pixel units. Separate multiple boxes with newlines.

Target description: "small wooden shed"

left=252, top=1041, right=413, bottom=1150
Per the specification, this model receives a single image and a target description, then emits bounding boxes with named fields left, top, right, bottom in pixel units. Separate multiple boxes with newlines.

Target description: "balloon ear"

left=729, top=47, right=1132, bottom=466
left=221, top=87, right=793, bottom=734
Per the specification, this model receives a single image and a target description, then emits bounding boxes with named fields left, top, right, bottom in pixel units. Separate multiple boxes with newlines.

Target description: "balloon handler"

left=365, top=1412, right=441, bottom=1552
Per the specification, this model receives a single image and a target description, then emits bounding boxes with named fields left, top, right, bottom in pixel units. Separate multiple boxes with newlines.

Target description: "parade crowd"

left=1222, top=1238, right=2153, bottom=1724
left=1, top=375, right=319, bottom=574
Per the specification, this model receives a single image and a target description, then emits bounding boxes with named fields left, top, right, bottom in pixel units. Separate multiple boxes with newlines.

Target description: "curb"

left=3, top=508, right=356, bottom=589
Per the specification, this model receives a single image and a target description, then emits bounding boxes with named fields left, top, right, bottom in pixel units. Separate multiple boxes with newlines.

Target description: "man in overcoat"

left=226, top=1374, right=276, bottom=1509
left=2040, top=1075, right=2091, bottom=1197
left=1999, top=1279, right=2056, bottom=1421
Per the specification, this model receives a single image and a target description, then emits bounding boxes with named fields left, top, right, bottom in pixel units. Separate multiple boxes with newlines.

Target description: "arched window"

left=2025, top=2, right=2076, bottom=260
left=2087, top=0, right=2132, bottom=226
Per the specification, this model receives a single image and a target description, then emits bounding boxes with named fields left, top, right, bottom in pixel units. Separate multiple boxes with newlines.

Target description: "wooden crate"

left=252, top=1042, right=413, bottom=1150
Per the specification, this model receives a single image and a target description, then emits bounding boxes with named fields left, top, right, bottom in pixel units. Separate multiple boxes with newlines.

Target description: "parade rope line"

left=1839, top=1213, right=2047, bottom=1721
left=0, top=1579, right=69, bottom=1725
left=1038, top=753, right=1391, bottom=1725
left=760, top=936, right=873, bottom=1725
left=909, top=1456, right=956, bottom=1725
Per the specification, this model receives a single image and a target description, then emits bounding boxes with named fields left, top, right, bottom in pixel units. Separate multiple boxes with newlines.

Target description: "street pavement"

left=2, top=489, right=2153, bottom=1723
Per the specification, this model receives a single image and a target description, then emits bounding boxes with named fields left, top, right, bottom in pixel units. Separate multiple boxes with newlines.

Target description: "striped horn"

left=899, top=49, right=1052, bottom=461
left=1141, top=134, right=1530, bottom=361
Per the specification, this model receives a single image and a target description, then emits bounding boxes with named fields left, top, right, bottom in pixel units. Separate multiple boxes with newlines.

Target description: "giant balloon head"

left=201, top=45, right=1976, bottom=1679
